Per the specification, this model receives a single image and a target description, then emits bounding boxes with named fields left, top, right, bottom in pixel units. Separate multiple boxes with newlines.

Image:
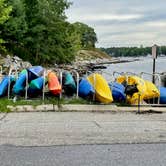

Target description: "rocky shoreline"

left=0, top=54, right=139, bottom=77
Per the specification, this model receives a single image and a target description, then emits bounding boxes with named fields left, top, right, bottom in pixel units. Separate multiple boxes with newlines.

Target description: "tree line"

left=0, top=0, right=97, bottom=65
left=100, top=46, right=166, bottom=57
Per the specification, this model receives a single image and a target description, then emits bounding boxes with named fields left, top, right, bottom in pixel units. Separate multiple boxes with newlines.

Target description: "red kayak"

left=48, top=71, right=62, bottom=95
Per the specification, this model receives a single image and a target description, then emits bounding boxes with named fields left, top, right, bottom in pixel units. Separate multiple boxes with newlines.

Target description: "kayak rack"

left=140, top=72, right=161, bottom=88
left=42, top=69, right=46, bottom=101
left=112, top=71, right=139, bottom=81
left=8, top=66, right=18, bottom=100
left=100, top=71, right=114, bottom=82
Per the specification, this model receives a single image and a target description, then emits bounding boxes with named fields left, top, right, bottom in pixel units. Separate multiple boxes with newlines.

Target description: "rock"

left=0, top=55, right=32, bottom=74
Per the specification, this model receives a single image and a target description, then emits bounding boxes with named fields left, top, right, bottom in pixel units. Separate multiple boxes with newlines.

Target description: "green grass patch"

left=0, top=96, right=94, bottom=112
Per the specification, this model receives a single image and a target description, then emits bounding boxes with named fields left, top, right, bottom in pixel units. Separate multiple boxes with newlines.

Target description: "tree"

left=73, top=22, right=97, bottom=49
left=0, top=0, right=12, bottom=51
left=1, top=0, right=27, bottom=55
left=1, top=0, right=75, bottom=65
left=22, top=0, right=74, bottom=65
left=0, top=0, right=12, bottom=24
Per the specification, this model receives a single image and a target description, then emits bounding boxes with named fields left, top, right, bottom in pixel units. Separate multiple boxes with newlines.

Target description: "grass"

left=0, top=96, right=94, bottom=112
left=0, top=96, right=130, bottom=113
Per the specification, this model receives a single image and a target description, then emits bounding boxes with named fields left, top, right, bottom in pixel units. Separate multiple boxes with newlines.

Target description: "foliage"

left=0, top=0, right=98, bottom=65
left=0, top=0, right=12, bottom=24
left=73, top=22, right=97, bottom=49
left=100, top=46, right=166, bottom=57
left=0, top=0, right=12, bottom=52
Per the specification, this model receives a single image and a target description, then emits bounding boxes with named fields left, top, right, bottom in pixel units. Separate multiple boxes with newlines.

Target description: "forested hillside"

left=0, top=0, right=97, bottom=65
left=100, top=46, right=166, bottom=57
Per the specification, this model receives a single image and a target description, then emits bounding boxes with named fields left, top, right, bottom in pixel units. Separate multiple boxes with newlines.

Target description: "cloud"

left=66, top=0, right=166, bottom=47
left=67, top=13, right=143, bottom=22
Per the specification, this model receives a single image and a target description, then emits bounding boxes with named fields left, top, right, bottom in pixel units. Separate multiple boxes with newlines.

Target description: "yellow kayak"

left=144, top=80, right=160, bottom=100
left=117, top=75, right=147, bottom=105
left=87, top=73, right=113, bottom=104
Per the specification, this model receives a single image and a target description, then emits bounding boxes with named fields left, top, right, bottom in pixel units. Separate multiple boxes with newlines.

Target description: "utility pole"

left=152, top=44, right=157, bottom=83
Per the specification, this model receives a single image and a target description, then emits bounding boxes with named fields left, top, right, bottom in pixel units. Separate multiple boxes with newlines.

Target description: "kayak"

left=117, top=75, right=147, bottom=104
left=27, top=66, right=44, bottom=81
left=160, top=87, right=166, bottom=104
left=12, top=69, right=27, bottom=95
left=79, top=78, right=94, bottom=97
left=87, top=73, right=113, bottom=103
left=144, top=80, right=160, bottom=100
left=109, top=82, right=126, bottom=102
left=0, top=75, right=15, bottom=97
left=28, top=77, right=45, bottom=95
left=48, top=71, right=62, bottom=95
left=63, top=72, right=76, bottom=95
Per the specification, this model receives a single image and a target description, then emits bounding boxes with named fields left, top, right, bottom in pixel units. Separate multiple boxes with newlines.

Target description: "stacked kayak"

left=87, top=73, right=113, bottom=104
left=117, top=75, right=146, bottom=104
left=79, top=78, right=94, bottom=98
left=144, top=80, right=160, bottom=100
left=48, top=71, right=62, bottom=95
left=0, top=75, right=15, bottom=97
left=63, top=72, right=76, bottom=95
left=116, top=75, right=160, bottom=105
left=28, top=77, right=45, bottom=95
left=27, top=66, right=44, bottom=81
left=160, top=87, right=166, bottom=104
left=12, top=69, right=27, bottom=95
left=109, top=82, right=126, bottom=102
left=13, top=66, right=44, bottom=95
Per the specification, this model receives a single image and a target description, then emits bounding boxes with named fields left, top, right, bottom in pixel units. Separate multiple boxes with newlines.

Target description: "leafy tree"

left=1, top=0, right=27, bottom=55
left=0, top=0, right=12, bottom=24
left=1, top=0, right=75, bottom=65
left=22, top=0, right=74, bottom=65
left=73, top=22, right=97, bottom=49
left=0, top=0, right=12, bottom=51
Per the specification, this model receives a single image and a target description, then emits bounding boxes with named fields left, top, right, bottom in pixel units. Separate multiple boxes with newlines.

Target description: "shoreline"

left=58, top=57, right=140, bottom=76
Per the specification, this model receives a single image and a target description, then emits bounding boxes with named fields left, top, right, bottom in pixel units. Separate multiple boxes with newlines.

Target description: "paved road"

left=0, top=112, right=166, bottom=146
left=1, top=143, right=166, bottom=166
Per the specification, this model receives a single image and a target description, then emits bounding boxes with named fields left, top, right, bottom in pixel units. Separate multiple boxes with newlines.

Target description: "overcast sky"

left=66, top=0, right=166, bottom=48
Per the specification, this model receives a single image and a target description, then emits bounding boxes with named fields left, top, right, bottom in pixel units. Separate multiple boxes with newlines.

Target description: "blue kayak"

left=0, top=75, right=15, bottom=97
left=28, top=77, right=45, bottom=95
left=160, top=87, right=166, bottom=104
left=63, top=72, right=76, bottom=95
left=109, top=82, right=126, bottom=102
left=27, top=66, right=44, bottom=81
left=79, top=78, right=94, bottom=97
left=12, top=69, right=27, bottom=95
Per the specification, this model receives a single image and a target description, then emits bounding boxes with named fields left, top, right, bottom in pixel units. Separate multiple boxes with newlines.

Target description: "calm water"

left=102, top=56, right=166, bottom=81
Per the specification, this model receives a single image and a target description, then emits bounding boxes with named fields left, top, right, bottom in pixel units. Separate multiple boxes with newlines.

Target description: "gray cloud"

left=66, top=0, right=166, bottom=47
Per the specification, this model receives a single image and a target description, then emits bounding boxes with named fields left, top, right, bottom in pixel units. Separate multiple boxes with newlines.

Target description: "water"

left=102, top=56, right=166, bottom=82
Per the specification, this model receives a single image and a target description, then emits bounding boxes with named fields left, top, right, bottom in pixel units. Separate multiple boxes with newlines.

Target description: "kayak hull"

left=87, top=73, right=113, bottom=104
left=160, top=87, right=166, bottom=104
left=48, top=71, right=62, bottom=95
left=79, top=78, right=94, bottom=97
left=109, top=82, right=126, bottom=102
left=63, top=72, right=76, bottom=95
left=0, top=76, right=15, bottom=97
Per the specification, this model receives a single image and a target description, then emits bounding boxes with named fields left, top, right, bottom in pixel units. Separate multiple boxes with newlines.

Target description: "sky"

left=66, top=0, right=166, bottom=48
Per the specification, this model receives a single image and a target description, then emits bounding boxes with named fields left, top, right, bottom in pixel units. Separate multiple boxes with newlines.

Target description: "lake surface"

left=102, top=56, right=166, bottom=81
